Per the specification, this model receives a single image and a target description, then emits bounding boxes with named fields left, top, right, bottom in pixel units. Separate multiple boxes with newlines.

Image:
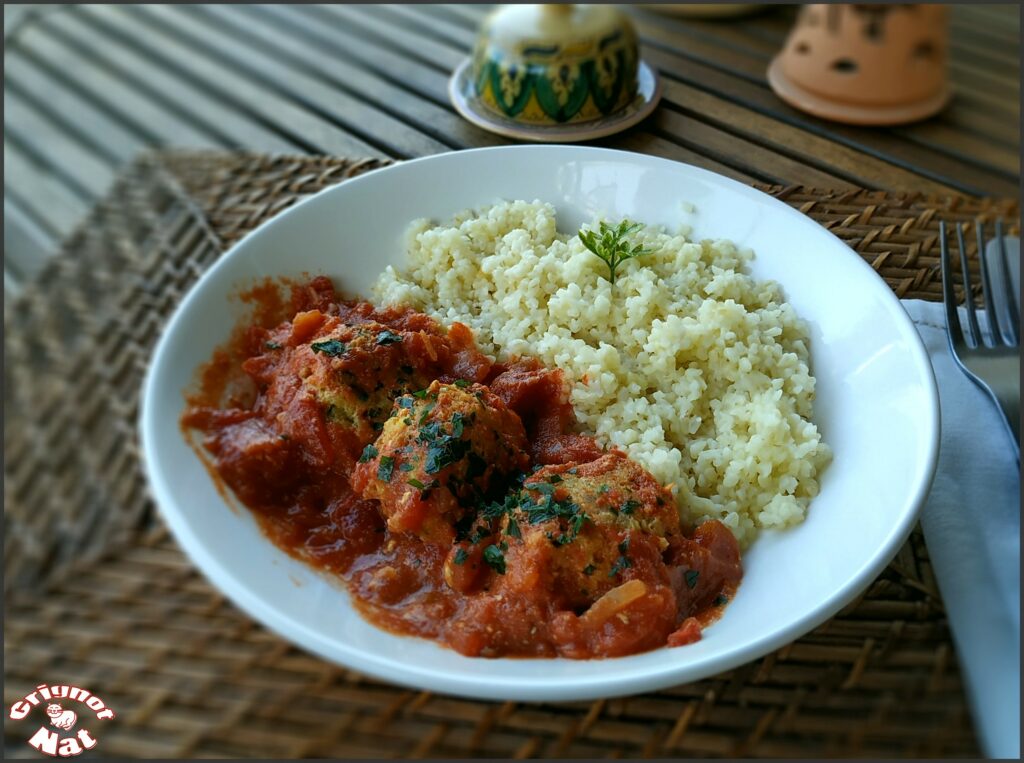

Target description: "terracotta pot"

left=767, top=4, right=951, bottom=125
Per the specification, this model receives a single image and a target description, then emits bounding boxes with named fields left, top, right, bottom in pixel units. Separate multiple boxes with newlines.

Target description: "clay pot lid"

left=768, top=4, right=951, bottom=126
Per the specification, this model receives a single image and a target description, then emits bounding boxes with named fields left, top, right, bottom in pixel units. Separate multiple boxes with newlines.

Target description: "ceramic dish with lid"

left=450, top=4, right=662, bottom=141
left=140, top=145, right=940, bottom=701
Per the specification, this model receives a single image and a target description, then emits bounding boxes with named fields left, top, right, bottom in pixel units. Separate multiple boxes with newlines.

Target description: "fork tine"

left=975, top=220, right=1003, bottom=345
left=995, top=220, right=1020, bottom=345
left=955, top=223, right=982, bottom=346
left=940, top=221, right=966, bottom=350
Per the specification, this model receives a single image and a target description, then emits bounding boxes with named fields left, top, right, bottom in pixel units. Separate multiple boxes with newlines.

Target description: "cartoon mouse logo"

left=46, top=704, right=77, bottom=731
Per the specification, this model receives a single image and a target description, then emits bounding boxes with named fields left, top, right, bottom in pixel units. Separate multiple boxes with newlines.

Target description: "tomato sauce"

left=183, top=277, right=741, bottom=658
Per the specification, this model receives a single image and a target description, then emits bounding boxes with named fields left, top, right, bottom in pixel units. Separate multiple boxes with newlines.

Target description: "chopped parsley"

left=264, top=340, right=282, bottom=350
left=310, top=339, right=346, bottom=356
left=453, top=548, right=469, bottom=565
left=375, top=330, right=403, bottom=346
left=506, top=516, right=522, bottom=539
left=524, top=481, right=555, bottom=495
left=684, top=569, right=700, bottom=589
left=548, top=474, right=562, bottom=483
left=377, top=456, right=395, bottom=482
left=609, top=555, right=633, bottom=578
left=399, top=462, right=414, bottom=472
left=424, top=436, right=470, bottom=474
left=453, top=379, right=471, bottom=388
left=407, top=478, right=425, bottom=489
left=714, top=594, right=729, bottom=606
left=412, top=389, right=430, bottom=399
left=597, top=484, right=609, bottom=494
left=418, top=401, right=436, bottom=425
left=609, top=538, right=633, bottom=577
left=397, top=397, right=415, bottom=410
left=619, top=500, right=641, bottom=516
left=482, top=493, right=517, bottom=521
left=358, top=444, right=378, bottom=463
left=482, top=544, right=506, bottom=574
left=451, top=412, right=465, bottom=438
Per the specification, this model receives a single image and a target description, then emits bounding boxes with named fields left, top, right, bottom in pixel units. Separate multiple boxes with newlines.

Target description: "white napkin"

left=902, top=298, right=1020, bottom=759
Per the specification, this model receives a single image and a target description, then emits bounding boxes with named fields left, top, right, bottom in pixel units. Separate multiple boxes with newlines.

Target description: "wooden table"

left=4, top=4, right=1019, bottom=295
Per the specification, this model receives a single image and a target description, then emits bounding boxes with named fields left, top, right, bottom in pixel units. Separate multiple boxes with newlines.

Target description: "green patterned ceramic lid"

left=471, top=4, right=640, bottom=126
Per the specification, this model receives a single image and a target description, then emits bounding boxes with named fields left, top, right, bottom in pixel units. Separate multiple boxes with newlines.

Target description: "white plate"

left=140, top=146, right=939, bottom=702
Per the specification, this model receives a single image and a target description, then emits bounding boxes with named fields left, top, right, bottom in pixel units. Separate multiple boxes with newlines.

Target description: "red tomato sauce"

left=182, top=277, right=741, bottom=658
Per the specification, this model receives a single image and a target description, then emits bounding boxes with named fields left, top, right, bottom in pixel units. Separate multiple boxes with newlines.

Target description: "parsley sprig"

left=578, top=220, right=654, bottom=285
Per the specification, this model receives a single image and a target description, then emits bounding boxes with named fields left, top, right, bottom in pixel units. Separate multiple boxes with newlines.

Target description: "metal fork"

left=939, top=220, right=1020, bottom=461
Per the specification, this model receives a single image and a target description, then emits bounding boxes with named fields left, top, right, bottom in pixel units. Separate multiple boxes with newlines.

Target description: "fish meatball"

left=497, top=453, right=681, bottom=611
left=352, top=380, right=530, bottom=544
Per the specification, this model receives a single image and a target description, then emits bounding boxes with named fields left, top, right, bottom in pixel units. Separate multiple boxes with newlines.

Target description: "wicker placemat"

left=5, top=151, right=1018, bottom=758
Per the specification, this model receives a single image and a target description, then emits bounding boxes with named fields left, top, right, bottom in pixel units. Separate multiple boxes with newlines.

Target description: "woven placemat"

left=5, top=151, right=1019, bottom=758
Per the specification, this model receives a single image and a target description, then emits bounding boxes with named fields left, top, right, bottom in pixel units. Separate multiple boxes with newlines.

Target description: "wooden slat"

left=3, top=86, right=117, bottom=199
left=189, top=4, right=505, bottom=151
left=378, top=3, right=1020, bottom=196
left=332, top=5, right=766, bottom=184
left=4, top=197, right=56, bottom=283
left=3, top=140, right=90, bottom=240
left=3, top=53, right=146, bottom=164
left=78, top=4, right=386, bottom=159
left=657, top=80, right=959, bottom=195
left=649, top=106, right=854, bottom=190
left=44, top=8, right=300, bottom=155
left=259, top=4, right=459, bottom=106
left=133, top=4, right=449, bottom=159
left=12, top=15, right=221, bottom=148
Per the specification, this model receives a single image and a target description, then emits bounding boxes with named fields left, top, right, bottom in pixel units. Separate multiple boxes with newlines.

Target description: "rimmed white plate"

left=449, top=59, right=662, bottom=142
left=140, top=146, right=940, bottom=702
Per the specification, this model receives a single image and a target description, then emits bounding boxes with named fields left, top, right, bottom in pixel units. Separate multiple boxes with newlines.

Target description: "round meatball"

left=497, top=453, right=682, bottom=612
left=296, top=317, right=445, bottom=446
left=352, top=380, right=530, bottom=545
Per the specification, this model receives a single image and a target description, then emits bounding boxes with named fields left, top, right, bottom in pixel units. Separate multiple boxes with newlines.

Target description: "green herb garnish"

left=506, top=517, right=522, bottom=539
left=483, top=544, right=506, bottom=574
left=310, top=339, right=346, bottom=356
left=619, top=499, right=641, bottom=516
left=714, top=594, right=729, bottom=606
left=407, top=477, right=425, bottom=489
left=609, top=538, right=633, bottom=577
left=578, top=220, right=654, bottom=285
left=264, top=340, right=282, bottom=350
left=609, top=555, right=633, bottom=578
left=376, top=330, right=403, bottom=346
left=358, top=444, right=378, bottom=463
left=453, top=548, right=468, bottom=565
left=453, top=379, right=471, bottom=388
left=377, top=456, right=395, bottom=482
left=684, top=569, right=700, bottom=589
